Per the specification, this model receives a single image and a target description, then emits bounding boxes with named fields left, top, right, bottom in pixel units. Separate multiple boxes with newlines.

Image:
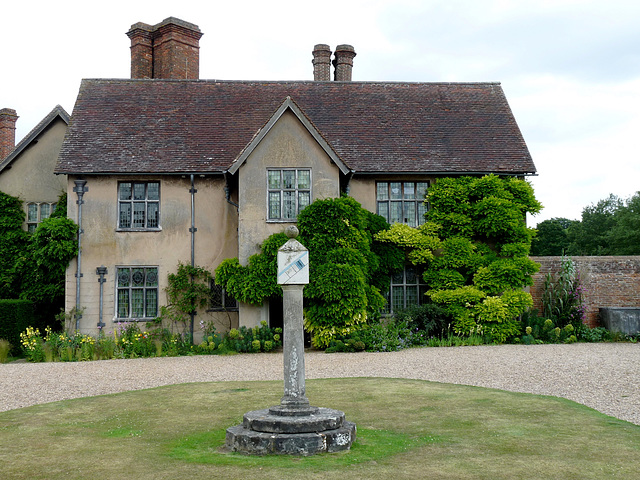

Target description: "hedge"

left=0, top=299, right=36, bottom=354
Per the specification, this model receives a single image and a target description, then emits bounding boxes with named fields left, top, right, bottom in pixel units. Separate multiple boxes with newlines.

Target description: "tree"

left=530, top=217, right=577, bottom=256
left=568, top=194, right=622, bottom=255
left=0, top=191, right=28, bottom=298
left=215, top=197, right=403, bottom=348
left=607, top=192, right=640, bottom=255
left=376, top=175, right=542, bottom=343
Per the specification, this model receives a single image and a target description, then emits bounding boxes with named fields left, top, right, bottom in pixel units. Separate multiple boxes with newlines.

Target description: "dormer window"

left=267, top=169, right=311, bottom=221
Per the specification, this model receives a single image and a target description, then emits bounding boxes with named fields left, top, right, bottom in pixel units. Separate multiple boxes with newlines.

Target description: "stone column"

left=281, top=283, right=309, bottom=406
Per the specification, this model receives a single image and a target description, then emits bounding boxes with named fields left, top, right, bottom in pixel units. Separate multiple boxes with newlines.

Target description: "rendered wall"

left=530, top=256, right=640, bottom=328
left=0, top=118, right=67, bottom=221
left=65, top=174, right=238, bottom=338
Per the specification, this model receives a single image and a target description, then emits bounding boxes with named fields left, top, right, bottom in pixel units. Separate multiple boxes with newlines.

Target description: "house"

left=0, top=105, right=69, bottom=231
left=55, top=17, right=536, bottom=338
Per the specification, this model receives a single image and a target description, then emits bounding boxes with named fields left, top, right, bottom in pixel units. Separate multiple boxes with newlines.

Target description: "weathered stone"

left=243, top=406, right=346, bottom=434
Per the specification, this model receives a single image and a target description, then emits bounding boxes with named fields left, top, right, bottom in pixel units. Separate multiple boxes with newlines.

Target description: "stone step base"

left=244, top=406, right=345, bottom=434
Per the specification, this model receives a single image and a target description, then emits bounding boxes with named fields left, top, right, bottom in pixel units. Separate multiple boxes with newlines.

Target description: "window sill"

left=116, top=227, right=163, bottom=233
left=207, top=308, right=239, bottom=313
left=266, top=219, right=298, bottom=223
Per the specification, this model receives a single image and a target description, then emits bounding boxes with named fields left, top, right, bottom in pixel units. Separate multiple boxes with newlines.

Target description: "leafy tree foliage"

left=0, top=191, right=77, bottom=328
left=215, top=197, right=403, bottom=348
left=0, top=192, right=28, bottom=298
left=530, top=217, right=577, bottom=256
left=564, top=192, right=640, bottom=255
left=376, top=175, right=541, bottom=343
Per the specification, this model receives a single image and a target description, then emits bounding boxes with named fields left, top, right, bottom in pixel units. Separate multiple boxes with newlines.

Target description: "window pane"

left=27, top=204, right=38, bottom=222
left=392, top=287, right=404, bottom=311
left=377, top=182, right=389, bottom=200
left=406, top=285, right=418, bottom=306
left=28, top=224, right=37, bottom=233
left=132, top=268, right=145, bottom=287
left=418, top=203, right=427, bottom=226
left=404, top=182, right=415, bottom=200
left=119, top=203, right=131, bottom=228
left=117, top=268, right=130, bottom=287
left=131, top=289, right=144, bottom=317
left=298, top=170, right=310, bottom=189
left=117, top=289, right=129, bottom=317
left=146, top=268, right=158, bottom=286
left=268, top=171, right=281, bottom=189
left=269, top=192, right=281, bottom=219
left=390, top=201, right=402, bottom=223
left=416, top=182, right=428, bottom=200
left=146, top=289, right=158, bottom=317
left=406, top=267, right=417, bottom=284
left=147, top=203, right=159, bottom=228
left=377, top=202, right=389, bottom=223
left=147, top=182, right=160, bottom=200
left=133, top=203, right=145, bottom=228
left=133, top=183, right=146, bottom=200
left=210, top=282, right=223, bottom=308
left=298, top=191, right=310, bottom=213
left=392, top=271, right=404, bottom=284
left=283, top=191, right=296, bottom=219
left=224, top=290, right=237, bottom=309
left=119, top=183, right=132, bottom=200
left=404, top=202, right=416, bottom=227
left=40, top=204, right=51, bottom=219
left=390, top=182, right=402, bottom=200
left=283, top=170, right=295, bottom=189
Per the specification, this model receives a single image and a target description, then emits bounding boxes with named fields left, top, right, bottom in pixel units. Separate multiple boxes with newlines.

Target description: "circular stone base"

left=225, top=421, right=356, bottom=456
left=244, top=407, right=345, bottom=434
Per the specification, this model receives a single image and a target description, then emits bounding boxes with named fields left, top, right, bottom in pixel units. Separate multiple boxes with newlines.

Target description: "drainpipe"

left=189, top=175, right=197, bottom=341
left=223, top=172, right=239, bottom=210
left=73, top=180, right=88, bottom=331
left=96, top=266, right=108, bottom=332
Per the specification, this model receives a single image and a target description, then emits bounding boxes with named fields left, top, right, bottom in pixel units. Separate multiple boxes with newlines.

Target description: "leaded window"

left=26, top=202, right=56, bottom=233
left=267, top=169, right=311, bottom=221
left=210, top=278, right=238, bottom=311
left=118, top=181, right=160, bottom=230
left=116, top=267, right=159, bottom=319
left=376, top=181, right=429, bottom=227
left=384, top=266, right=427, bottom=314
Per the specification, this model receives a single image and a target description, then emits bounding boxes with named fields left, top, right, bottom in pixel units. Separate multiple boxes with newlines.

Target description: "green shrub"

left=0, top=300, right=36, bottom=355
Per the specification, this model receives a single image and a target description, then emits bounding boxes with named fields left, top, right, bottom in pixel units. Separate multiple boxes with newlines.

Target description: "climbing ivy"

left=376, top=175, right=542, bottom=343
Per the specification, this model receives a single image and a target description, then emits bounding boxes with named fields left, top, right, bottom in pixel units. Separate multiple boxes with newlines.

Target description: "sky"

left=2, top=0, right=639, bottom=226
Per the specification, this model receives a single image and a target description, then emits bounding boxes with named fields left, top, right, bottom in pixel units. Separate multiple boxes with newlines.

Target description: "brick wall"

left=0, top=108, right=18, bottom=160
left=530, top=256, right=640, bottom=327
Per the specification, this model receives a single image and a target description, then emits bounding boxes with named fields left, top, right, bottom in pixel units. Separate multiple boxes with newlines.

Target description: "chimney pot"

left=333, top=44, right=356, bottom=81
left=0, top=108, right=18, bottom=160
left=312, top=44, right=332, bottom=81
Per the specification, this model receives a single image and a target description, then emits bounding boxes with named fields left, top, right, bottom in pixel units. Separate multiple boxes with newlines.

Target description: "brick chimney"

left=333, top=44, right=356, bottom=81
left=312, top=44, right=332, bottom=81
left=0, top=108, right=18, bottom=160
left=126, top=17, right=203, bottom=79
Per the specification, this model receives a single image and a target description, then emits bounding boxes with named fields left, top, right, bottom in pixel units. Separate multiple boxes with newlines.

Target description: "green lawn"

left=1, top=378, right=638, bottom=479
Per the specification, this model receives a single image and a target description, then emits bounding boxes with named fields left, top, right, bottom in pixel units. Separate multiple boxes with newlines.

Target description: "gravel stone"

left=1, top=343, right=638, bottom=425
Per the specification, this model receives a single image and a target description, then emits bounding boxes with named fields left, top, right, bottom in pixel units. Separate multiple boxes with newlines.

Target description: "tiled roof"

left=55, top=79, right=536, bottom=175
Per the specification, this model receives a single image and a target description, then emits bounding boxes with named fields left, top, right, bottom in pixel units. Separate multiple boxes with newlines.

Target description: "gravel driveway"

left=1, top=343, right=638, bottom=425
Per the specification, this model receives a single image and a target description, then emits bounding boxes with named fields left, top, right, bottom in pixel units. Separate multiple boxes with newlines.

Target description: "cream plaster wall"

left=0, top=118, right=67, bottom=223
left=236, top=110, right=341, bottom=327
left=65, top=174, right=238, bottom=338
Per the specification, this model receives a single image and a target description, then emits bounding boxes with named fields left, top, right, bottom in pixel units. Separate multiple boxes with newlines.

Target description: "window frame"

left=117, top=181, right=161, bottom=231
left=376, top=181, right=429, bottom=227
left=26, top=202, right=56, bottom=232
left=209, top=278, right=239, bottom=312
left=115, top=266, right=160, bottom=320
left=384, top=265, right=428, bottom=315
left=266, top=168, right=312, bottom=222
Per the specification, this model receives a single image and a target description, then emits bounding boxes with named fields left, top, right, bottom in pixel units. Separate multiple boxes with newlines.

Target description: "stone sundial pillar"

left=224, top=225, right=356, bottom=456
left=277, top=226, right=310, bottom=408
